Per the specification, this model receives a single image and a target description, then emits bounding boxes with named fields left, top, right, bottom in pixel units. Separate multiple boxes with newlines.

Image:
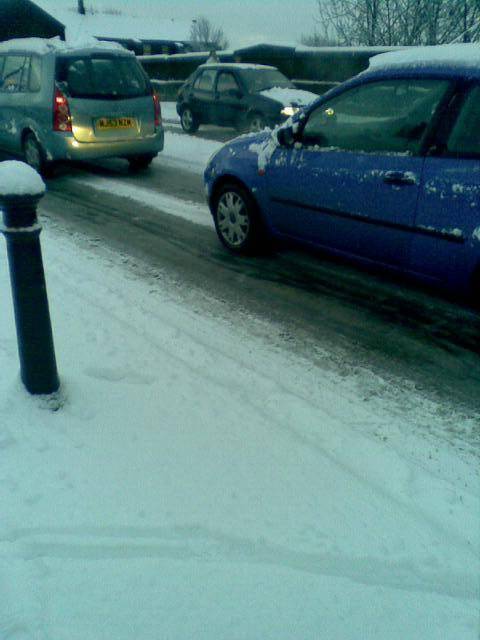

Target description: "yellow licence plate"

left=96, top=117, right=136, bottom=130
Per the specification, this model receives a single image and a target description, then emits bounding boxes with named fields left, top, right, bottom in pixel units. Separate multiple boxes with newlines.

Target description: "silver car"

left=0, top=38, right=164, bottom=175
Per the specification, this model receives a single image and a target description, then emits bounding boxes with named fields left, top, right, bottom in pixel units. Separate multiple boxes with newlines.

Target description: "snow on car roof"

left=0, top=36, right=130, bottom=56
left=369, top=44, right=480, bottom=72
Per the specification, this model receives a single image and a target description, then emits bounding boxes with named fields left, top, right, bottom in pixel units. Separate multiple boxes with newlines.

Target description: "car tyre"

left=180, top=107, right=199, bottom=134
left=213, top=182, right=268, bottom=255
left=23, top=133, right=53, bottom=178
left=128, top=154, right=156, bottom=172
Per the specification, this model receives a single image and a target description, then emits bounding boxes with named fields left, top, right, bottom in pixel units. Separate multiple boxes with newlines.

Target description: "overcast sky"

left=38, top=0, right=320, bottom=47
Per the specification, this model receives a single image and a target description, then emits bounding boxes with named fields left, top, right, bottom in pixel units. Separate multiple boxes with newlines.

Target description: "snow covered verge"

left=160, top=102, right=181, bottom=125
left=160, top=130, right=222, bottom=174
left=0, top=213, right=478, bottom=638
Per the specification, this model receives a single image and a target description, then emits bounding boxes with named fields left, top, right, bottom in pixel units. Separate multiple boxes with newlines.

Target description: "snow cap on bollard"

left=0, top=161, right=46, bottom=229
left=0, top=160, right=45, bottom=198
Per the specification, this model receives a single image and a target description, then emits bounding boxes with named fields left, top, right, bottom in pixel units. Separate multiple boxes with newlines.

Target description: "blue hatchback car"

left=204, top=46, right=480, bottom=298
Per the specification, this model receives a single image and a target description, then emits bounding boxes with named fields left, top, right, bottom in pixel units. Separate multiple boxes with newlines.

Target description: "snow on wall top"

left=200, top=63, right=276, bottom=70
left=141, top=50, right=234, bottom=62
left=369, top=44, right=480, bottom=71
left=259, top=87, right=318, bottom=106
left=0, top=161, right=45, bottom=198
left=0, top=36, right=129, bottom=56
left=235, top=42, right=406, bottom=54
left=296, top=44, right=406, bottom=54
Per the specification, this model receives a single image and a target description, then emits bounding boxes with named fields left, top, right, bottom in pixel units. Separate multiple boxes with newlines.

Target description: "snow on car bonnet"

left=0, top=161, right=45, bottom=197
left=260, top=87, right=318, bottom=107
left=369, top=44, right=480, bottom=71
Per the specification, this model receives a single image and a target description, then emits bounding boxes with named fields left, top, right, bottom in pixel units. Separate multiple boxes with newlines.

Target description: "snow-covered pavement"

left=1, top=190, right=479, bottom=638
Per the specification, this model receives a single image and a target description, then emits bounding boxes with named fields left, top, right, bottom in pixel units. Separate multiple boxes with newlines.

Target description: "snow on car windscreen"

left=241, top=69, right=294, bottom=93
left=56, top=55, right=150, bottom=100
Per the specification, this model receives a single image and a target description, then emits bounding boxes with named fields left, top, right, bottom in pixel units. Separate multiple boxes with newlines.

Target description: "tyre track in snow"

left=3, top=525, right=478, bottom=601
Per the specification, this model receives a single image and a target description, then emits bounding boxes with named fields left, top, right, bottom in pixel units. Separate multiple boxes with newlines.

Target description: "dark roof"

left=0, top=0, right=64, bottom=41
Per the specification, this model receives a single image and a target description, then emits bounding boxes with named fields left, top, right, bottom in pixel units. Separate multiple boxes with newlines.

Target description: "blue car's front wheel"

left=213, top=183, right=268, bottom=254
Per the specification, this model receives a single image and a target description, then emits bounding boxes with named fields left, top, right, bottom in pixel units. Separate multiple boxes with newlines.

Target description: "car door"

left=0, top=54, right=29, bottom=153
left=265, top=78, right=452, bottom=268
left=189, top=68, right=217, bottom=124
left=410, top=83, right=480, bottom=290
left=213, top=71, right=245, bottom=127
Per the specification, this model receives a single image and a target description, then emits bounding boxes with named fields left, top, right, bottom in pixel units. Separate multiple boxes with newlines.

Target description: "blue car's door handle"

left=383, top=171, right=417, bottom=186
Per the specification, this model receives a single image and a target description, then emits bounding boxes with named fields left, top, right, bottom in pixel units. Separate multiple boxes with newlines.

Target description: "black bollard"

left=1, top=187, right=60, bottom=395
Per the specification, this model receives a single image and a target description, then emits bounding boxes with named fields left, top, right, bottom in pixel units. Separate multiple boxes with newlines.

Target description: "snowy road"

left=37, top=134, right=480, bottom=428
left=1, top=127, right=479, bottom=639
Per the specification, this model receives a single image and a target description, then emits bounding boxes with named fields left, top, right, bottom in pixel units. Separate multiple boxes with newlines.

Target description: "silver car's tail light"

left=153, top=91, right=161, bottom=130
left=53, top=87, right=72, bottom=133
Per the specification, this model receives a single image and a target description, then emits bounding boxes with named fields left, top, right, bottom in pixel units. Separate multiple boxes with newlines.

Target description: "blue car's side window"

left=302, top=79, right=450, bottom=155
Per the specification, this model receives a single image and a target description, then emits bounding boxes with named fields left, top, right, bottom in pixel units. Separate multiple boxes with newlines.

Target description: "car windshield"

left=240, top=68, right=294, bottom=93
left=56, top=55, right=150, bottom=100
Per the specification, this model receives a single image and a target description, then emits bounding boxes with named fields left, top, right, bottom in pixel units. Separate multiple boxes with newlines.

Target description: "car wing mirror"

left=277, top=125, right=295, bottom=147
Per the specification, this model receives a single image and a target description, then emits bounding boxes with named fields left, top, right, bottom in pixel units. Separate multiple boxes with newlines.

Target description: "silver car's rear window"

left=56, top=55, right=150, bottom=100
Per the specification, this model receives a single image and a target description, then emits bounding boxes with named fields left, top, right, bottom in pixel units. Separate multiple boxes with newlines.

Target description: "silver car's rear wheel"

left=24, top=134, right=43, bottom=173
left=23, top=133, right=53, bottom=177
left=213, top=183, right=268, bottom=254
left=128, top=154, right=155, bottom=172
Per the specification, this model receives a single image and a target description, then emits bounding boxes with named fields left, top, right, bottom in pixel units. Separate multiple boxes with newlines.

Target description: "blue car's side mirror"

left=277, top=126, right=295, bottom=147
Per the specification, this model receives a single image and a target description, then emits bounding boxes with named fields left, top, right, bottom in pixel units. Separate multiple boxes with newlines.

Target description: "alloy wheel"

left=217, top=190, right=250, bottom=248
left=182, top=109, right=193, bottom=131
